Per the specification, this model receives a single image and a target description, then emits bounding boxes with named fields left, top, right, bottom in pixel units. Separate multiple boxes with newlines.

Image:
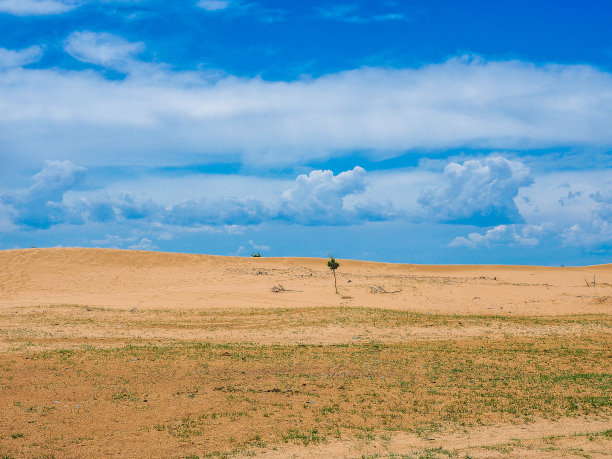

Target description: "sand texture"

left=1, top=247, right=611, bottom=315
left=0, top=248, right=610, bottom=458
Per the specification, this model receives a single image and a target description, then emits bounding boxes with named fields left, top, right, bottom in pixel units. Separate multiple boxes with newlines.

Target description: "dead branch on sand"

left=271, top=284, right=303, bottom=293
left=369, top=285, right=402, bottom=294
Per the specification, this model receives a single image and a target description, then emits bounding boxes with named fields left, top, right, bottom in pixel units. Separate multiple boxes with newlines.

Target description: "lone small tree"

left=327, top=254, right=340, bottom=294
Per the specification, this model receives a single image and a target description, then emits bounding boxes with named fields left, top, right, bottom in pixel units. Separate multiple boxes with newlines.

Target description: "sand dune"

left=1, top=247, right=610, bottom=315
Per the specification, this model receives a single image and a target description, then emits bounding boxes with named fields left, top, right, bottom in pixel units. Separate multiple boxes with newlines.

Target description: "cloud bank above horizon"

left=2, top=157, right=610, bottom=261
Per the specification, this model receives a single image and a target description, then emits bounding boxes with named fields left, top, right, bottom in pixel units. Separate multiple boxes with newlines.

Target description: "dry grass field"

left=0, top=248, right=610, bottom=458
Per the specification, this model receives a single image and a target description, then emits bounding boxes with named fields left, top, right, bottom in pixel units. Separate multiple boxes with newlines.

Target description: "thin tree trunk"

left=333, top=270, right=337, bottom=293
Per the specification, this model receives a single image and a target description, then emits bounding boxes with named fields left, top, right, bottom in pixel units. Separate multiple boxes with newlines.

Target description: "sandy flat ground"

left=0, top=248, right=610, bottom=458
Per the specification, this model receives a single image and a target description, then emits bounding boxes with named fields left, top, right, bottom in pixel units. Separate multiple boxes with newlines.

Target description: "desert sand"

left=0, top=248, right=610, bottom=458
left=1, top=247, right=611, bottom=315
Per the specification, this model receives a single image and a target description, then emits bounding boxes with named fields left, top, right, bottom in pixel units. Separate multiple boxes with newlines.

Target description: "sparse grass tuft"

left=282, top=428, right=327, bottom=445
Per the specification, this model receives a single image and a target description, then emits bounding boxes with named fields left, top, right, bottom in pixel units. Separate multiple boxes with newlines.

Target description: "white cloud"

left=279, top=167, right=368, bottom=224
left=2, top=54, right=612, bottom=169
left=248, top=239, right=269, bottom=252
left=517, top=169, right=612, bottom=227
left=317, top=4, right=405, bottom=23
left=2, top=163, right=393, bottom=228
left=29, top=160, right=86, bottom=197
left=562, top=191, right=612, bottom=247
left=449, top=225, right=508, bottom=248
left=0, top=203, right=17, bottom=232
left=1, top=160, right=86, bottom=229
left=418, top=156, right=533, bottom=226
left=343, top=168, right=438, bottom=218
left=100, top=174, right=291, bottom=206
left=65, top=31, right=145, bottom=71
left=0, top=0, right=79, bottom=15
left=128, top=237, right=157, bottom=250
left=196, top=0, right=230, bottom=11
left=75, top=192, right=164, bottom=223
left=592, top=191, right=612, bottom=218
left=166, top=196, right=271, bottom=226
left=89, top=233, right=137, bottom=248
left=88, top=233, right=158, bottom=250
left=165, top=166, right=391, bottom=226
left=195, top=1, right=283, bottom=22
left=448, top=173, right=612, bottom=250
left=562, top=222, right=611, bottom=248
left=449, top=223, right=548, bottom=249
left=0, top=46, right=43, bottom=69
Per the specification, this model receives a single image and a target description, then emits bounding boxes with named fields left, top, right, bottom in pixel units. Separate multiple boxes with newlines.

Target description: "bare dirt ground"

left=0, top=248, right=610, bottom=458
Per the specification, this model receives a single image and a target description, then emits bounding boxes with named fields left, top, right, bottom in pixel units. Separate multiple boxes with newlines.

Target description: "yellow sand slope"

left=1, top=247, right=610, bottom=315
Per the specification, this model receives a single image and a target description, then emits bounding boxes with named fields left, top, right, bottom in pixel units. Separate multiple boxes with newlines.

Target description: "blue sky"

left=0, top=0, right=611, bottom=264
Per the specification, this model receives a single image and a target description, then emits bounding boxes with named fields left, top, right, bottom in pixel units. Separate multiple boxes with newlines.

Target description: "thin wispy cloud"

left=65, top=31, right=145, bottom=71
left=196, top=0, right=230, bottom=12
left=0, top=46, right=43, bottom=69
left=0, top=0, right=80, bottom=15
left=317, top=4, right=405, bottom=23
left=195, top=0, right=285, bottom=22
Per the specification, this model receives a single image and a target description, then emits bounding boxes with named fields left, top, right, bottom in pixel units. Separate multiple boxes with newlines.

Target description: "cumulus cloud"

left=2, top=163, right=392, bottom=229
left=0, top=0, right=79, bottom=15
left=449, top=223, right=549, bottom=248
left=418, top=156, right=533, bottom=226
left=65, top=31, right=145, bottom=71
left=0, top=46, right=43, bottom=69
left=2, top=53, right=612, bottom=169
left=165, top=166, right=390, bottom=226
left=1, top=160, right=86, bottom=229
left=278, top=167, right=370, bottom=224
